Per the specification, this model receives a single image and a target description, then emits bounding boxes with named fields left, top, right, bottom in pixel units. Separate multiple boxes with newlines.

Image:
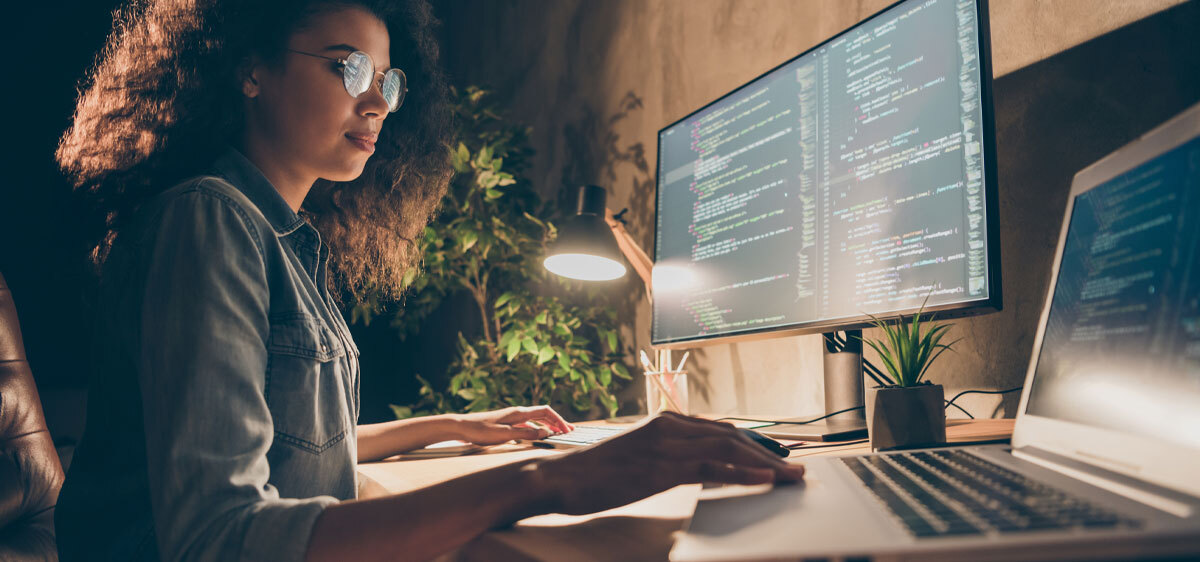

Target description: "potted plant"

left=859, top=300, right=959, bottom=451
left=351, top=86, right=633, bottom=421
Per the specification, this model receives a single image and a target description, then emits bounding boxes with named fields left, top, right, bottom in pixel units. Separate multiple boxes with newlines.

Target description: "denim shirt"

left=56, top=148, right=361, bottom=562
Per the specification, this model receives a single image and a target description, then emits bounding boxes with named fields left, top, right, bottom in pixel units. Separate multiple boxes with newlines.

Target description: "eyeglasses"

left=286, top=48, right=407, bottom=112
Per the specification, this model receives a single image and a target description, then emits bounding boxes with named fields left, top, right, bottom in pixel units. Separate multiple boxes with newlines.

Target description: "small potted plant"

left=859, top=300, right=958, bottom=451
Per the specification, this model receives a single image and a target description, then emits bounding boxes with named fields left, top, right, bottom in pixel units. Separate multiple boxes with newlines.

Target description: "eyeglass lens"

left=342, top=51, right=406, bottom=112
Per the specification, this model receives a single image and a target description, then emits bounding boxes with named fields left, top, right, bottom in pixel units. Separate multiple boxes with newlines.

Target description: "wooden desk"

left=357, top=418, right=1015, bottom=561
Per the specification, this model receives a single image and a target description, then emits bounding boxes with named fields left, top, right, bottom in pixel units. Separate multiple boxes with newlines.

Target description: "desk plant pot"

left=865, top=383, right=946, bottom=451
left=858, top=295, right=958, bottom=452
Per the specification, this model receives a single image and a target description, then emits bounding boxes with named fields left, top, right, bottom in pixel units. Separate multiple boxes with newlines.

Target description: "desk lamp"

left=543, top=184, right=653, bottom=298
left=544, top=185, right=684, bottom=413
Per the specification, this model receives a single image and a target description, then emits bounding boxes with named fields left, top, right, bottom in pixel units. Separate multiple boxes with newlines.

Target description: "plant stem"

left=532, top=373, right=541, bottom=405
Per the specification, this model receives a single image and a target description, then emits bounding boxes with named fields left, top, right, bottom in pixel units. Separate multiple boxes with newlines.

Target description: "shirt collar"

left=209, top=147, right=307, bottom=236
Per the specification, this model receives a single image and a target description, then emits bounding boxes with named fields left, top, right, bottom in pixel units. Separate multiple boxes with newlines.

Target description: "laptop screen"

left=1025, top=137, right=1200, bottom=449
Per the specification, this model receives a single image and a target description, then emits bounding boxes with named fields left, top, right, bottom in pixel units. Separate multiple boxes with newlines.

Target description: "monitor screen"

left=1025, top=137, right=1200, bottom=449
left=652, top=0, right=1000, bottom=346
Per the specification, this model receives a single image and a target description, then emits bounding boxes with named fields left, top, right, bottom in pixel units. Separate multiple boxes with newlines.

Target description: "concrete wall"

left=432, top=0, right=1198, bottom=420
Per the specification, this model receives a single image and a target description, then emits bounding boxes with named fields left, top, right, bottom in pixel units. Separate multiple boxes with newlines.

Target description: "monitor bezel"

left=650, top=0, right=1002, bottom=348
left=1012, top=101, right=1200, bottom=500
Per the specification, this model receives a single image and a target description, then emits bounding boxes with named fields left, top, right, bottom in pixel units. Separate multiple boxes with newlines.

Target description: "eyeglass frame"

left=285, top=48, right=408, bottom=112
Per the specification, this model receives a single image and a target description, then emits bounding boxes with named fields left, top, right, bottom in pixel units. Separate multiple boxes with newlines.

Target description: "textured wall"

left=433, top=0, right=1198, bottom=420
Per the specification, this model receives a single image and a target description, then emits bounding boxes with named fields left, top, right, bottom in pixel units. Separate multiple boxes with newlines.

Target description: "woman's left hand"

left=450, top=406, right=576, bottom=445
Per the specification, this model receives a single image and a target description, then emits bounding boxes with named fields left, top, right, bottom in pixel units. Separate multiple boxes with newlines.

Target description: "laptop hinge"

left=1012, top=446, right=1196, bottom=518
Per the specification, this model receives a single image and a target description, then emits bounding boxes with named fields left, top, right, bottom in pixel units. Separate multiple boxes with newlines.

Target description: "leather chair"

left=0, top=271, right=64, bottom=560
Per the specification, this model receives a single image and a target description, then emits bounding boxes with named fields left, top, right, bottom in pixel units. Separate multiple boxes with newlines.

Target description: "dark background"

left=4, top=1, right=1199, bottom=451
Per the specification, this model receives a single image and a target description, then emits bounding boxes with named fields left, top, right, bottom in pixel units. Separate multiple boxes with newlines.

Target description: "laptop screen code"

left=1027, top=137, right=1200, bottom=448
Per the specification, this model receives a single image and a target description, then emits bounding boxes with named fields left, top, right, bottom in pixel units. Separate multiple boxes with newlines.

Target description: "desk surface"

left=358, top=418, right=1015, bottom=561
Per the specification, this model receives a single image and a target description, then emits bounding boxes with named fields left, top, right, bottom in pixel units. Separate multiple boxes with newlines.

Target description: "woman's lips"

left=345, top=133, right=376, bottom=153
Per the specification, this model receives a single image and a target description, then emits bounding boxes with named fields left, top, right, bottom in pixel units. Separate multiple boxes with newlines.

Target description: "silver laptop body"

left=671, top=103, right=1200, bottom=561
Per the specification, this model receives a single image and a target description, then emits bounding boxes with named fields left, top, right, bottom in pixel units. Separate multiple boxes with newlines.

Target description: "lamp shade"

left=543, top=185, right=628, bottom=281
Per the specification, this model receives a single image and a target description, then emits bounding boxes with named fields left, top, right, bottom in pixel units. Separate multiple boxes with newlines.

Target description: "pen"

left=675, top=351, right=690, bottom=372
left=651, top=374, right=685, bottom=413
left=639, top=349, right=655, bottom=372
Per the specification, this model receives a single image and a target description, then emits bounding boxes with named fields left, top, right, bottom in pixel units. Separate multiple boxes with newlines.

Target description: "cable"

left=944, top=399, right=975, bottom=419
left=717, top=387, right=1022, bottom=429
left=715, top=405, right=865, bottom=426
left=862, top=358, right=890, bottom=387
left=943, top=387, right=1023, bottom=418
left=787, top=439, right=868, bottom=450
left=824, top=331, right=891, bottom=387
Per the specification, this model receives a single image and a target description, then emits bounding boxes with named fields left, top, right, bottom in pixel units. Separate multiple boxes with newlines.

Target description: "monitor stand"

left=760, top=330, right=869, bottom=442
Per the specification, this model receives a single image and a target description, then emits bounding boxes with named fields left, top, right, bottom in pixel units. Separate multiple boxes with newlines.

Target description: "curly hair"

left=56, top=0, right=454, bottom=300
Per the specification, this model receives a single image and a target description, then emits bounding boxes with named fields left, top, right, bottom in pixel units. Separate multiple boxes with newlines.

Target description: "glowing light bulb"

left=543, top=253, right=627, bottom=281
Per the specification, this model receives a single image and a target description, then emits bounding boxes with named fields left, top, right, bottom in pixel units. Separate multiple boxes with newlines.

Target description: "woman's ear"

left=238, top=58, right=262, bottom=98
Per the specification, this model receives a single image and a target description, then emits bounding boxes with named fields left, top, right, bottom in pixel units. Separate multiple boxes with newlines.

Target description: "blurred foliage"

left=351, top=86, right=633, bottom=420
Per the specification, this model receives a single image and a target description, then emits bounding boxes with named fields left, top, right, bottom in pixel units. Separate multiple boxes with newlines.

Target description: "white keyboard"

left=536, top=425, right=625, bottom=448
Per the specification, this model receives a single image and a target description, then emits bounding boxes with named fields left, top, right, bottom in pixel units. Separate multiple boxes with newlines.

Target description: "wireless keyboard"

left=536, top=425, right=625, bottom=448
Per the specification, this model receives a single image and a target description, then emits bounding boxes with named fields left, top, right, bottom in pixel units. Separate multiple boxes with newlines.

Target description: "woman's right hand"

left=534, top=412, right=805, bottom=516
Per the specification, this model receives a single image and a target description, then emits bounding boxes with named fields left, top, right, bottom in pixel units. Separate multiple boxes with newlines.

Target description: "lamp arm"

left=604, top=208, right=653, bottom=295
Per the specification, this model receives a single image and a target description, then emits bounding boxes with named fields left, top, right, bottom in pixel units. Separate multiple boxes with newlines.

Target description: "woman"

left=54, top=0, right=805, bottom=560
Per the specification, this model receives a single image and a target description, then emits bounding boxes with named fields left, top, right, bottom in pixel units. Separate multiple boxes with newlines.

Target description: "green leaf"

left=389, top=404, right=414, bottom=419
left=452, top=142, right=471, bottom=173
left=553, top=324, right=570, bottom=337
left=598, top=366, right=612, bottom=386
left=535, top=310, right=548, bottom=324
left=599, top=392, right=618, bottom=417
left=604, top=329, right=617, bottom=351
left=401, top=268, right=418, bottom=290
left=557, top=352, right=571, bottom=371
left=506, top=338, right=521, bottom=362
left=494, top=292, right=514, bottom=308
left=918, top=336, right=961, bottom=383
left=498, top=329, right=515, bottom=349
left=612, top=362, right=632, bottom=380
left=523, top=212, right=546, bottom=229
left=536, top=347, right=555, bottom=365
left=460, top=230, right=479, bottom=251
left=457, top=388, right=477, bottom=400
left=862, top=338, right=899, bottom=386
left=476, top=170, right=495, bottom=188
left=522, top=338, right=539, bottom=356
left=485, top=188, right=504, bottom=200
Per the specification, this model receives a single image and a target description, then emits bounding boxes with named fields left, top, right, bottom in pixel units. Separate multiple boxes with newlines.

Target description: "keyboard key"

left=842, top=450, right=1141, bottom=538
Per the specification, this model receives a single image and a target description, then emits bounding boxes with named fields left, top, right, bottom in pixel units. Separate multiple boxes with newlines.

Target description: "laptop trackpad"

left=672, top=459, right=904, bottom=561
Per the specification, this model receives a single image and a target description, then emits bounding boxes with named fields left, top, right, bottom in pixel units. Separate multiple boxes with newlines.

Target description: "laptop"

left=670, top=102, right=1200, bottom=561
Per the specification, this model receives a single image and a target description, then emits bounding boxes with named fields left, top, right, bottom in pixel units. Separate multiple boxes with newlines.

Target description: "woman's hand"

left=450, top=406, right=576, bottom=446
left=534, top=412, right=804, bottom=515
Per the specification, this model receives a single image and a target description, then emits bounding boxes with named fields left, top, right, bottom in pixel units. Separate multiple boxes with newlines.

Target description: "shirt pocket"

left=265, top=312, right=351, bottom=454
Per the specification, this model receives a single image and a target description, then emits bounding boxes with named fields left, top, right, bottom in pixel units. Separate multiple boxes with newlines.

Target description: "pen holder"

left=645, top=370, right=688, bottom=416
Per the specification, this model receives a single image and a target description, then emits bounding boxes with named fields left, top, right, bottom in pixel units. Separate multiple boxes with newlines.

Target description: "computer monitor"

left=653, top=0, right=1000, bottom=347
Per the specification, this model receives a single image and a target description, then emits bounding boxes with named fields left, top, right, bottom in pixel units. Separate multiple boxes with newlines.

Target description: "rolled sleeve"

left=136, top=185, right=335, bottom=562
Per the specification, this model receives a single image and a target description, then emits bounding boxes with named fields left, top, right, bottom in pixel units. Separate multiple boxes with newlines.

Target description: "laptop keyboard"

left=540, top=425, right=624, bottom=446
left=842, top=450, right=1142, bottom=538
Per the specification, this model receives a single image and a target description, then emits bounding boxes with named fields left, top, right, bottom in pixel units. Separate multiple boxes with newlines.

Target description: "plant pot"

left=865, top=384, right=946, bottom=451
